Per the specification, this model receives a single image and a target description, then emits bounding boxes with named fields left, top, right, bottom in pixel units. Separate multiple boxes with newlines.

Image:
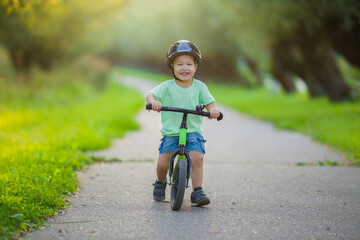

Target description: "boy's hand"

left=151, top=101, right=162, bottom=112
left=209, top=108, right=220, bottom=119
left=206, top=102, right=220, bottom=119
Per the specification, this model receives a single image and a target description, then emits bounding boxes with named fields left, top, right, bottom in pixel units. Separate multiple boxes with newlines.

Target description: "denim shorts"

left=159, top=132, right=207, bottom=154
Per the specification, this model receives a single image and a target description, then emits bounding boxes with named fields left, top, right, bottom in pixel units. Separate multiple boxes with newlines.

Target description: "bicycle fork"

left=168, top=116, right=192, bottom=188
left=168, top=151, right=192, bottom=188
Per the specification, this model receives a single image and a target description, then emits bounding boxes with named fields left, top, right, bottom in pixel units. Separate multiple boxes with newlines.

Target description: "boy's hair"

left=166, top=40, right=202, bottom=69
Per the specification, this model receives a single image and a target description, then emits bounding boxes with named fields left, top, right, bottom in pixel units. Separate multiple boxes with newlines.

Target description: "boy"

left=147, top=40, right=220, bottom=206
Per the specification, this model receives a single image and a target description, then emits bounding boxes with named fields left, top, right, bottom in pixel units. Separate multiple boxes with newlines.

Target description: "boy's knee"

left=190, top=152, right=204, bottom=168
left=157, top=152, right=173, bottom=170
left=157, top=160, right=168, bottom=170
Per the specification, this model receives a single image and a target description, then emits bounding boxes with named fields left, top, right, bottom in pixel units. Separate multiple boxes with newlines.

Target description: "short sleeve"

left=150, top=82, right=166, bottom=102
left=200, top=82, right=215, bottom=106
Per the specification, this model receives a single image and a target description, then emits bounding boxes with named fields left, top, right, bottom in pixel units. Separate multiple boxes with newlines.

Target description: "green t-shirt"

left=151, top=79, right=215, bottom=136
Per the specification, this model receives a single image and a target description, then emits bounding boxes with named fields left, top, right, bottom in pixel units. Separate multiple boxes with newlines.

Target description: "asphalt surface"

left=24, top=75, right=360, bottom=240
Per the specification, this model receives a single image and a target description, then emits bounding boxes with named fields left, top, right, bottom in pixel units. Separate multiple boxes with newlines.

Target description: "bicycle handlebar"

left=146, top=103, right=223, bottom=121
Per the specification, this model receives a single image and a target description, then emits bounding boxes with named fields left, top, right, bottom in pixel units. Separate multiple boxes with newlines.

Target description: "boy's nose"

left=182, top=65, right=189, bottom=70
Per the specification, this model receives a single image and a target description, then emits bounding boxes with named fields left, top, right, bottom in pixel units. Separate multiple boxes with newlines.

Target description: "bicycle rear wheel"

left=170, top=158, right=187, bottom=210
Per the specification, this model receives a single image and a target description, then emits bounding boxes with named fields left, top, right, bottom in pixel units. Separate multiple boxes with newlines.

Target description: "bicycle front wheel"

left=170, top=158, right=187, bottom=210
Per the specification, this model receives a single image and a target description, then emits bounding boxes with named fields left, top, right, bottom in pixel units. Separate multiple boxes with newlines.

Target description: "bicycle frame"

left=168, top=112, right=192, bottom=188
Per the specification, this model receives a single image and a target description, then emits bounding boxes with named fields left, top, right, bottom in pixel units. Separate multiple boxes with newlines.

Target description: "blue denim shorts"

left=159, top=132, right=207, bottom=154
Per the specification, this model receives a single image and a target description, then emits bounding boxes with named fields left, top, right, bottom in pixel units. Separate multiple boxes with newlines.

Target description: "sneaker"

left=191, top=188, right=210, bottom=206
left=153, top=179, right=166, bottom=201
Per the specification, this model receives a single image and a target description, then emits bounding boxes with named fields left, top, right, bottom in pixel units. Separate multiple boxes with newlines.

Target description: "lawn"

left=209, top=84, right=360, bottom=165
left=0, top=63, right=143, bottom=239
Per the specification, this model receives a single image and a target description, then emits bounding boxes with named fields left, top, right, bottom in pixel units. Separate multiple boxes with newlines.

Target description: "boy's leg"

left=153, top=152, right=173, bottom=201
left=156, top=152, right=174, bottom=182
left=189, top=150, right=210, bottom=206
left=189, top=151, right=204, bottom=188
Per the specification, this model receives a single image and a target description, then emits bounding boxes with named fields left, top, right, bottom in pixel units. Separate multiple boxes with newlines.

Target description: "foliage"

left=0, top=59, right=143, bottom=238
left=0, top=0, right=126, bottom=71
left=1, top=0, right=359, bottom=100
left=224, top=0, right=359, bottom=54
left=108, top=0, right=359, bottom=100
left=111, top=0, right=237, bottom=59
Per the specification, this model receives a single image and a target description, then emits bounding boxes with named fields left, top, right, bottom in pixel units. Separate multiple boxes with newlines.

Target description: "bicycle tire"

left=170, top=158, right=187, bottom=210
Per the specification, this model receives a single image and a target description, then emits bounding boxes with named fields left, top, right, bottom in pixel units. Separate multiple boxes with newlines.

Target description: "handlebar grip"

left=146, top=103, right=152, bottom=110
left=203, top=112, right=210, bottom=117
left=217, top=112, right=223, bottom=121
left=203, top=111, right=223, bottom=121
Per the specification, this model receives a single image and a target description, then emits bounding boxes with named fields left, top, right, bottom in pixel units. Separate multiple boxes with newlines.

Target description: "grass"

left=0, top=60, right=143, bottom=239
left=117, top=66, right=360, bottom=166
left=209, top=85, right=360, bottom=165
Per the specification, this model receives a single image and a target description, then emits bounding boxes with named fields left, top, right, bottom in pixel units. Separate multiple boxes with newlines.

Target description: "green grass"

left=209, top=84, right=360, bottom=165
left=118, top=66, right=360, bottom=166
left=0, top=64, right=143, bottom=239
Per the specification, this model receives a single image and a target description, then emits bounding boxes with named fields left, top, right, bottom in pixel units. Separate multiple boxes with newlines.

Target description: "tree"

left=227, top=0, right=356, bottom=101
left=0, top=0, right=126, bottom=74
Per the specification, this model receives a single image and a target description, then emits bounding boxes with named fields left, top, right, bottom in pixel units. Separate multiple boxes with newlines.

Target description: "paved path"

left=25, top=75, right=360, bottom=240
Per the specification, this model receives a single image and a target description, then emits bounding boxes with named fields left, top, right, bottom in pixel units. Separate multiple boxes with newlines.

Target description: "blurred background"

left=1, top=0, right=359, bottom=101
left=2, top=1, right=360, bottom=237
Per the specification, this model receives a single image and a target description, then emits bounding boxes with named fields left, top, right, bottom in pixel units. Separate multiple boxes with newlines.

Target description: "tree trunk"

left=271, top=42, right=296, bottom=93
left=300, top=72, right=327, bottom=98
left=197, top=55, right=251, bottom=86
left=272, top=66, right=296, bottom=93
left=245, top=57, right=263, bottom=86
left=325, top=15, right=360, bottom=69
left=8, top=49, right=32, bottom=73
left=296, top=36, right=353, bottom=102
left=36, top=51, right=54, bottom=71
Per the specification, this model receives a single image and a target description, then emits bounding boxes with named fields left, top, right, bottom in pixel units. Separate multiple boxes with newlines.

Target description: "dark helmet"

left=166, top=40, right=202, bottom=68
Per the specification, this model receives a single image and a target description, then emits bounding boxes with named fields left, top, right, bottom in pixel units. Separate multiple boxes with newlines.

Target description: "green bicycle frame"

left=177, top=128, right=187, bottom=160
left=171, top=113, right=190, bottom=183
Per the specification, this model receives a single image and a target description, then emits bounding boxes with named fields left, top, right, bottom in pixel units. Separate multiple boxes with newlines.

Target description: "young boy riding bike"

left=147, top=40, right=220, bottom=206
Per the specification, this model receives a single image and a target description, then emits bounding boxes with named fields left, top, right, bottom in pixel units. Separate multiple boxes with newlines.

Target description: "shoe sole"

left=192, top=197, right=210, bottom=207
left=154, top=197, right=165, bottom=202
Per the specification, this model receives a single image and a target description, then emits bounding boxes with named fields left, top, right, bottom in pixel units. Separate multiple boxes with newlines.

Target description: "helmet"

left=166, top=40, right=202, bottom=68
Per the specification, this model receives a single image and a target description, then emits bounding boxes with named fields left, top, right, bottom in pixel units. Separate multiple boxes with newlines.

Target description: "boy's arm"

left=205, top=102, right=220, bottom=119
left=146, top=93, right=162, bottom=112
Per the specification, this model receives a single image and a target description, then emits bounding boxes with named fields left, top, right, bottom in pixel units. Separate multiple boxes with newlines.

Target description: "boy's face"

left=172, top=55, right=198, bottom=82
